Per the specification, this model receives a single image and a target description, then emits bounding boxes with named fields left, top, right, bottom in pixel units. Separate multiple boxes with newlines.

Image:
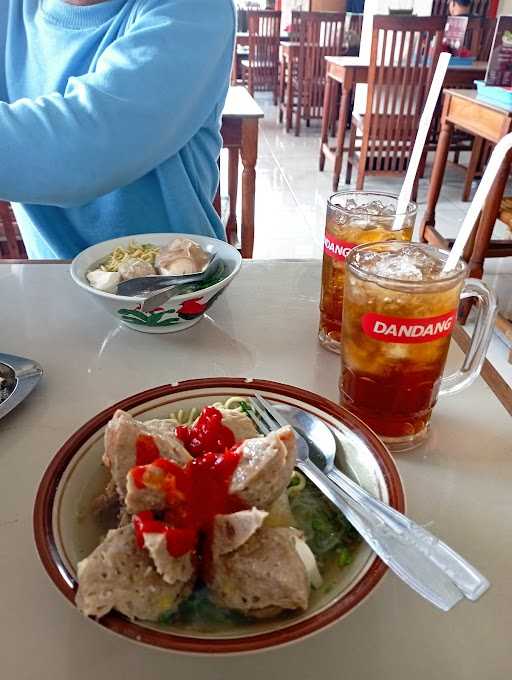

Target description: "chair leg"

left=411, top=177, right=419, bottom=203
left=355, top=151, right=366, bottom=191
left=345, top=124, right=357, bottom=185
left=248, top=68, right=254, bottom=97
left=278, top=60, right=286, bottom=123
left=295, top=84, right=302, bottom=137
left=462, top=136, right=484, bottom=202
left=285, top=67, right=293, bottom=133
left=330, top=82, right=339, bottom=139
left=273, top=71, right=278, bottom=106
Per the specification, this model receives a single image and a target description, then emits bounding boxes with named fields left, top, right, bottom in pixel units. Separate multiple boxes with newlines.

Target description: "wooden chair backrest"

left=0, top=202, right=26, bottom=259
left=289, top=10, right=302, bottom=41
left=431, top=0, right=490, bottom=16
left=247, top=10, right=281, bottom=69
left=362, top=15, right=445, bottom=172
left=296, top=11, right=346, bottom=117
left=464, top=16, right=497, bottom=60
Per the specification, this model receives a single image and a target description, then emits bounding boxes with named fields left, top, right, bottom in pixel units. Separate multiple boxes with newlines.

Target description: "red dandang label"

left=361, top=310, right=457, bottom=344
left=324, top=234, right=357, bottom=262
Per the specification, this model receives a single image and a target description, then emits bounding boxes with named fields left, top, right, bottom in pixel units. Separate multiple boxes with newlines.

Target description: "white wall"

left=499, top=0, right=512, bottom=13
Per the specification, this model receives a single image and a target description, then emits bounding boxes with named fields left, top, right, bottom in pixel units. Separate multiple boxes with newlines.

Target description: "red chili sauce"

left=131, top=407, right=245, bottom=562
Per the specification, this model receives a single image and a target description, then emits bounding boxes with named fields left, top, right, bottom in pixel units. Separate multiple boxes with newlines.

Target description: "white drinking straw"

left=393, top=52, right=452, bottom=230
left=443, top=131, right=512, bottom=272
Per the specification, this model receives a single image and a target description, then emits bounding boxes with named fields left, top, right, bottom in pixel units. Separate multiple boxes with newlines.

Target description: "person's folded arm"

left=0, top=0, right=235, bottom=207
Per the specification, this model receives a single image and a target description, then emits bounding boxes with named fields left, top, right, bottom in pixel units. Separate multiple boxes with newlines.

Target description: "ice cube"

left=365, top=200, right=386, bottom=215
left=373, top=254, right=423, bottom=281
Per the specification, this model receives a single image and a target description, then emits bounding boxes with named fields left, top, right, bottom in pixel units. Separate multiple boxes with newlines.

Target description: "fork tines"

left=249, top=393, right=290, bottom=434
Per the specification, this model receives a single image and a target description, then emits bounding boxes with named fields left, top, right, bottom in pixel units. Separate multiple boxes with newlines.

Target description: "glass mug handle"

left=439, top=278, right=497, bottom=398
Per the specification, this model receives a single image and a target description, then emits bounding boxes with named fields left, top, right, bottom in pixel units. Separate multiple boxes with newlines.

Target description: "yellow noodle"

left=169, top=397, right=248, bottom=425
left=100, top=241, right=160, bottom=272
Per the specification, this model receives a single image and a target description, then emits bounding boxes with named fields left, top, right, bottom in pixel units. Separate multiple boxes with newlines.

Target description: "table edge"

left=2, top=261, right=510, bottom=413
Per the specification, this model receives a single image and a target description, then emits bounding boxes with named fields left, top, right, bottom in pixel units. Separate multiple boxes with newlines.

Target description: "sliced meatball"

left=103, top=410, right=191, bottom=501
left=216, top=407, right=259, bottom=444
left=214, top=508, right=268, bottom=556
left=142, top=533, right=195, bottom=586
left=75, top=525, right=194, bottom=621
left=125, top=472, right=167, bottom=514
left=230, top=426, right=296, bottom=508
left=209, top=525, right=309, bottom=617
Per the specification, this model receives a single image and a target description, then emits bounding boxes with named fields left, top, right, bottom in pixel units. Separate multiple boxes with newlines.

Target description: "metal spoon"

left=0, top=353, right=43, bottom=420
left=117, top=252, right=218, bottom=297
left=269, top=400, right=489, bottom=605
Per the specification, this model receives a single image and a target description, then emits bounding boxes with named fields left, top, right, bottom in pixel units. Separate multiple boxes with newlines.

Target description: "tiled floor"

left=220, top=93, right=512, bottom=385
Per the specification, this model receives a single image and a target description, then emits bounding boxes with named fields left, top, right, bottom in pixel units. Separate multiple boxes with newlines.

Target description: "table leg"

left=240, top=118, right=258, bottom=259
left=462, top=135, right=484, bottom=202
left=418, top=111, right=453, bottom=242
left=226, top=148, right=239, bottom=243
left=213, top=157, right=222, bottom=217
left=459, top=149, right=512, bottom=323
left=278, top=56, right=285, bottom=123
left=286, top=55, right=293, bottom=133
left=468, top=149, right=512, bottom=281
left=319, top=73, right=333, bottom=171
left=332, top=72, right=352, bottom=192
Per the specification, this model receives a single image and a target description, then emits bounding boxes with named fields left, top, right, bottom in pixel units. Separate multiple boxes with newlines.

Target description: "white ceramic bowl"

left=70, top=233, right=242, bottom=334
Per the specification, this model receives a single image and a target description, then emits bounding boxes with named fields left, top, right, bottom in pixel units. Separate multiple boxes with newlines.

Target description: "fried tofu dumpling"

left=229, top=426, right=296, bottom=508
left=76, top=525, right=194, bottom=621
left=103, top=410, right=191, bottom=501
left=209, top=523, right=309, bottom=617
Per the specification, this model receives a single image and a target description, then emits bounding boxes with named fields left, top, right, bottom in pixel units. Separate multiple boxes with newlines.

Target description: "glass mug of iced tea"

left=319, top=191, right=416, bottom=353
left=340, top=242, right=497, bottom=452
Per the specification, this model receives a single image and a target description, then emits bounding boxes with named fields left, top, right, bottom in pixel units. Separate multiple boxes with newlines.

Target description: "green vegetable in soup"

left=161, top=588, right=247, bottom=627
left=288, top=474, right=359, bottom=568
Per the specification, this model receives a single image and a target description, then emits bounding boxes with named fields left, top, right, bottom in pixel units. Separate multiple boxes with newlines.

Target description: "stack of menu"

left=476, top=17, right=512, bottom=108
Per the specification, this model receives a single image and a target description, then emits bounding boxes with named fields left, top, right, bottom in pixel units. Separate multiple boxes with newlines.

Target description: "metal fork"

left=248, top=393, right=489, bottom=611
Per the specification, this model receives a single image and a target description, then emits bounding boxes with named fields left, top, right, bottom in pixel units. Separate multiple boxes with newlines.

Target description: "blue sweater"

left=0, top=0, right=235, bottom=258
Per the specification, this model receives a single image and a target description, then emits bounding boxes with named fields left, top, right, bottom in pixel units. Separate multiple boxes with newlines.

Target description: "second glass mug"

left=319, top=191, right=417, bottom=353
left=339, top=242, right=498, bottom=452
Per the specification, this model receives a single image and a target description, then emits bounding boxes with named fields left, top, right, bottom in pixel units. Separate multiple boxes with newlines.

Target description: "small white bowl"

left=70, top=233, right=242, bottom=334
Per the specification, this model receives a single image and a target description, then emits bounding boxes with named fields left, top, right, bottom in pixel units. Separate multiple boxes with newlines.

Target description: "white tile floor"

left=220, top=93, right=512, bottom=385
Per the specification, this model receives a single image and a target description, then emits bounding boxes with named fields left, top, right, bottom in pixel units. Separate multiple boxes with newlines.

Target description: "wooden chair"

left=431, top=0, right=491, bottom=16
left=344, top=16, right=445, bottom=196
left=464, top=16, right=497, bottom=60
left=454, top=16, right=497, bottom=200
left=289, top=11, right=346, bottom=137
left=0, top=202, right=26, bottom=259
left=241, top=10, right=282, bottom=104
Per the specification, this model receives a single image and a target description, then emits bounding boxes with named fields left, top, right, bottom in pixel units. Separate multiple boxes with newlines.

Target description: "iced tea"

left=340, top=243, right=467, bottom=451
left=319, top=192, right=416, bottom=353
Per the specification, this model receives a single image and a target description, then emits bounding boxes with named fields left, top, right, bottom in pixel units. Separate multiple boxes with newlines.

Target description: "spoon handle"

left=296, top=458, right=464, bottom=611
left=327, top=465, right=489, bottom=602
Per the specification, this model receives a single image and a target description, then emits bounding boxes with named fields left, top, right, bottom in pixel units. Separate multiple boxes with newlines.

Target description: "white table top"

left=1, top=260, right=511, bottom=679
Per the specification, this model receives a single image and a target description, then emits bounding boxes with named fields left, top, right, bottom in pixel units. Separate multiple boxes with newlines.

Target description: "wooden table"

left=1, top=259, right=512, bottom=679
left=419, top=89, right=512, bottom=343
left=219, top=86, right=264, bottom=259
left=319, top=58, right=488, bottom=191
